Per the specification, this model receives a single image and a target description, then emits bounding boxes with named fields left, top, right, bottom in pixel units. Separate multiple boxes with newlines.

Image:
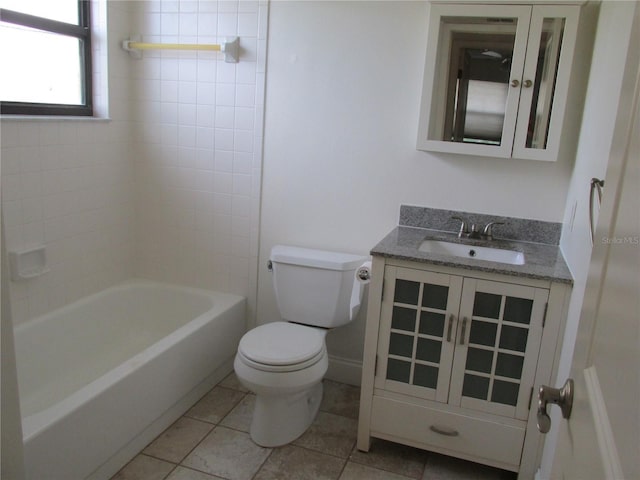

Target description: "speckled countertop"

left=371, top=226, right=573, bottom=284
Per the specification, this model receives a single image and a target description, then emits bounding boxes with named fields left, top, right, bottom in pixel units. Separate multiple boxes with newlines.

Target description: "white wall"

left=258, top=1, right=585, bottom=380
left=129, top=0, right=268, bottom=320
left=1, top=1, right=136, bottom=325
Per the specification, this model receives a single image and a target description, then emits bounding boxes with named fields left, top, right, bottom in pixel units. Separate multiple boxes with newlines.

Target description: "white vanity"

left=357, top=207, right=572, bottom=479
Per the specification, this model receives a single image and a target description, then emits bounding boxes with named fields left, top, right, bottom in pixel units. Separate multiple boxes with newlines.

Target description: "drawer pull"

left=429, top=425, right=459, bottom=437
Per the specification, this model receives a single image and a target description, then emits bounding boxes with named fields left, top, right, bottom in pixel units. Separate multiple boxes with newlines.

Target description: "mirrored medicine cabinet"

left=417, top=4, right=580, bottom=161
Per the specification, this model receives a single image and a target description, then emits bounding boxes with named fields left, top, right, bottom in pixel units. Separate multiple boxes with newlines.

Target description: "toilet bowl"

left=234, top=322, right=329, bottom=446
left=233, top=245, right=367, bottom=447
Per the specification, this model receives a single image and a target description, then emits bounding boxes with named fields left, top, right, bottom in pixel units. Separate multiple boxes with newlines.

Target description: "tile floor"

left=111, top=374, right=517, bottom=480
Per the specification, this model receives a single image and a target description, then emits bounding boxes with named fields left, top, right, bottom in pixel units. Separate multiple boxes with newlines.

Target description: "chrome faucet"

left=451, top=216, right=504, bottom=240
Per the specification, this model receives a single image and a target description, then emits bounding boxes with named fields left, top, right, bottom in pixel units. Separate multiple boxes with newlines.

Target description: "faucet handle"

left=451, top=216, right=469, bottom=237
left=482, top=222, right=505, bottom=240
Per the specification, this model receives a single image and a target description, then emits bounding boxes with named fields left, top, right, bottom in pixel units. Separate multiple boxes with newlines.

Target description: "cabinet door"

left=416, top=4, right=532, bottom=157
left=449, top=279, right=548, bottom=419
left=512, top=6, right=579, bottom=161
left=375, top=266, right=462, bottom=402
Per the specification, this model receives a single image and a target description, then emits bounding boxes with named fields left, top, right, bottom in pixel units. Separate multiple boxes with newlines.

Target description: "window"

left=0, top=0, right=92, bottom=116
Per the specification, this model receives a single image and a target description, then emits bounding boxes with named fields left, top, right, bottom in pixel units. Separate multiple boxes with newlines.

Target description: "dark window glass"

left=491, top=380, right=520, bottom=406
left=473, top=292, right=502, bottom=318
left=413, top=364, right=439, bottom=389
left=0, top=1, right=92, bottom=116
left=499, top=325, right=529, bottom=352
left=391, top=306, right=417, bottom=332
left=495, top=353, right=524, bottom=379
left=419, top=311, right=445, bottom=337
left=465, top=347, right=494, bottom=374
left=462, top=374, right=490, bottom=400
left=422, top=284, right=449, bottom=310
left=503, top=297, right=534, bottom=324
left=416, top=338, right=442, bottom=363
left=386, top=359, right=411, bottom=383
left=394, top=279, right=420, bottom=305
left=389, top=333, right=414, bottom=358
left=469, top=320, right=498, bottom=347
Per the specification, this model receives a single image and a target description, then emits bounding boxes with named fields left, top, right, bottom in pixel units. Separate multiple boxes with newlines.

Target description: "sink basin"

left=419, top=240, right=525, bottom=265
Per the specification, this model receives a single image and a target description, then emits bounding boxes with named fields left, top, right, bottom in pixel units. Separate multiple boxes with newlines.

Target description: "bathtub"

left=13, top=280, right=246, bottom=480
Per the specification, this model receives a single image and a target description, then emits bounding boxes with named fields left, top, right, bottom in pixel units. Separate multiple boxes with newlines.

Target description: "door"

left=550, top=48, right=639, bottom=479
left=449, top=279, right=548, bottom=420
left=375, top=266, right=462, bottom=403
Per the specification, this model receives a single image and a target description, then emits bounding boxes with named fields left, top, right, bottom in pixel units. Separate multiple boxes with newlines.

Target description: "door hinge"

left=542, top=302, right=549, bottom=328
left=528, top=386, right=534, bottom=410
left=381, top=279, right=385, bottom=302
left=374, top=355, right=378, bottom=377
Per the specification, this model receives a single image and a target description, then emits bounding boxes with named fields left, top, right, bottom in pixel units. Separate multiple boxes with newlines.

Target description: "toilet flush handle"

left=267, top=260, right=273, bottom=272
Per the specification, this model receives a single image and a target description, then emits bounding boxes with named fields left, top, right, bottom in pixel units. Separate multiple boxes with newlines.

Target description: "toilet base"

left=250, top=381, right=323, bottom=447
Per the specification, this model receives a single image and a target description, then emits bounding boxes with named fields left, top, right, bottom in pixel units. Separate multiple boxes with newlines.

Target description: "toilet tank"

left=270, top=245, right=366, bottom=328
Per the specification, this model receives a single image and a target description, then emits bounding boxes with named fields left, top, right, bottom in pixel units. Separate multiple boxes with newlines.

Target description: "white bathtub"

left=13, top=280, right=246, bottom=480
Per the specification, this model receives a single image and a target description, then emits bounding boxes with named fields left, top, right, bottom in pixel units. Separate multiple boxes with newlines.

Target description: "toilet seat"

left=237, top=322, right=326, bottom=372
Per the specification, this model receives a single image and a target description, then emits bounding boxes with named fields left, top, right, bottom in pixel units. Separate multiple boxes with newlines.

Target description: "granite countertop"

left=371, top=226, right=573, bottom=284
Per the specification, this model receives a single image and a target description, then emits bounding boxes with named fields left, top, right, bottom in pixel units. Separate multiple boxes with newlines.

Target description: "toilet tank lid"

left=271, top=245, right=366, bottom=271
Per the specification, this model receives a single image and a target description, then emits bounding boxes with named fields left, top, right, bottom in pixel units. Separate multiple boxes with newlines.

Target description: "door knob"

left=537, top=379, right=574, bottom=433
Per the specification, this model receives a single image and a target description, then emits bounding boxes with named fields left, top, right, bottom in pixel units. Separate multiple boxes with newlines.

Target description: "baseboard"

left=87, top=357, right=235, bottom=480
left=325, top=355, right=363, bottom=387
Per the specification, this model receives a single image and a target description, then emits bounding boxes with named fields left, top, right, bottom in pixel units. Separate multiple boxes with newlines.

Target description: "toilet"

left=234, top=245, right=367, bottom=447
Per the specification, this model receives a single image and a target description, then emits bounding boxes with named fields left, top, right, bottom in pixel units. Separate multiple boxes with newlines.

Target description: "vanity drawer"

left=370, top=395, right=525, bottom=468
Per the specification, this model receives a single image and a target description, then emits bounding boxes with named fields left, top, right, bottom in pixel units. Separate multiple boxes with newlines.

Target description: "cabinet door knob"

left=459, top=317, right=468, bottom=345
left=510, top=79, right=520, bottom=88
left=523, top=79, right=533, bottom=88
left=446, top=315, right=455, bottom=342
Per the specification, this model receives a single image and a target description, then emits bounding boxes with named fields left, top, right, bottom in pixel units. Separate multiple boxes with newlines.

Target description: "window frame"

left=0, top=0, right=92, bottom=116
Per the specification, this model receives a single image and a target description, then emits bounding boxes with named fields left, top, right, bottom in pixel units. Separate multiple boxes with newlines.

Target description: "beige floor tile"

left=339, top=462, right=415, bottom=480
left=143, top=417, right=214, bottom=463
left=421, top=453, right=516, bottom=480
left=218, top=372, right=250, bottom=393
left=219, top=393, right=256, bottom=432
left=349, top=438, right=428, bottom=479
left=254, top=445, right=346, bottom=480
left=184, top=386, right=245, bottom=424
left=182, top=426, right=271, bottom=480
left=320, top=380, right=361, bottom=419
left=166, top=466, right=225, bottom=480
left=111, top=454, right=175, bottom=480
left=293, top=411, right=358, bottom=458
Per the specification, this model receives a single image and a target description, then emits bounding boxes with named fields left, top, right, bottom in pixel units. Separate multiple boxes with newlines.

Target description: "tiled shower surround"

left=1, top=0, right=267, bottom=325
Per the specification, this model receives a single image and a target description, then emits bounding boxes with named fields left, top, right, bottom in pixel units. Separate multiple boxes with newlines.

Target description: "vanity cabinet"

left=358, top=257, right=571, bottom=478
left=416, top=3, right=581, bottom=161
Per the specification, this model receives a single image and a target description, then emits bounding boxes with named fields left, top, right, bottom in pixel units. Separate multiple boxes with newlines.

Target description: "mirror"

left=431, top=16, right=519, bottom=147
left=445, top=33, right=514, bottom=145
left=525, top=17, right=565, bottom=150
left=417, top=5, right=571, bottom=160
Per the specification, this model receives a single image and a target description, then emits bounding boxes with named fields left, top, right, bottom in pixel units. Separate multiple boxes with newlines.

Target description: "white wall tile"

left=1, top=0, right=267, bottom=325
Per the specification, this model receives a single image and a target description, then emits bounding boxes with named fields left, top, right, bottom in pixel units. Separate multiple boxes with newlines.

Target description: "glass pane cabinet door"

left=449, top=279, right=549, bottom=419
left=513, top=6, right=579, bottom=161
left=417, top=4, right=531, bottom=157
left=376, top=267, right=462, bottom=403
